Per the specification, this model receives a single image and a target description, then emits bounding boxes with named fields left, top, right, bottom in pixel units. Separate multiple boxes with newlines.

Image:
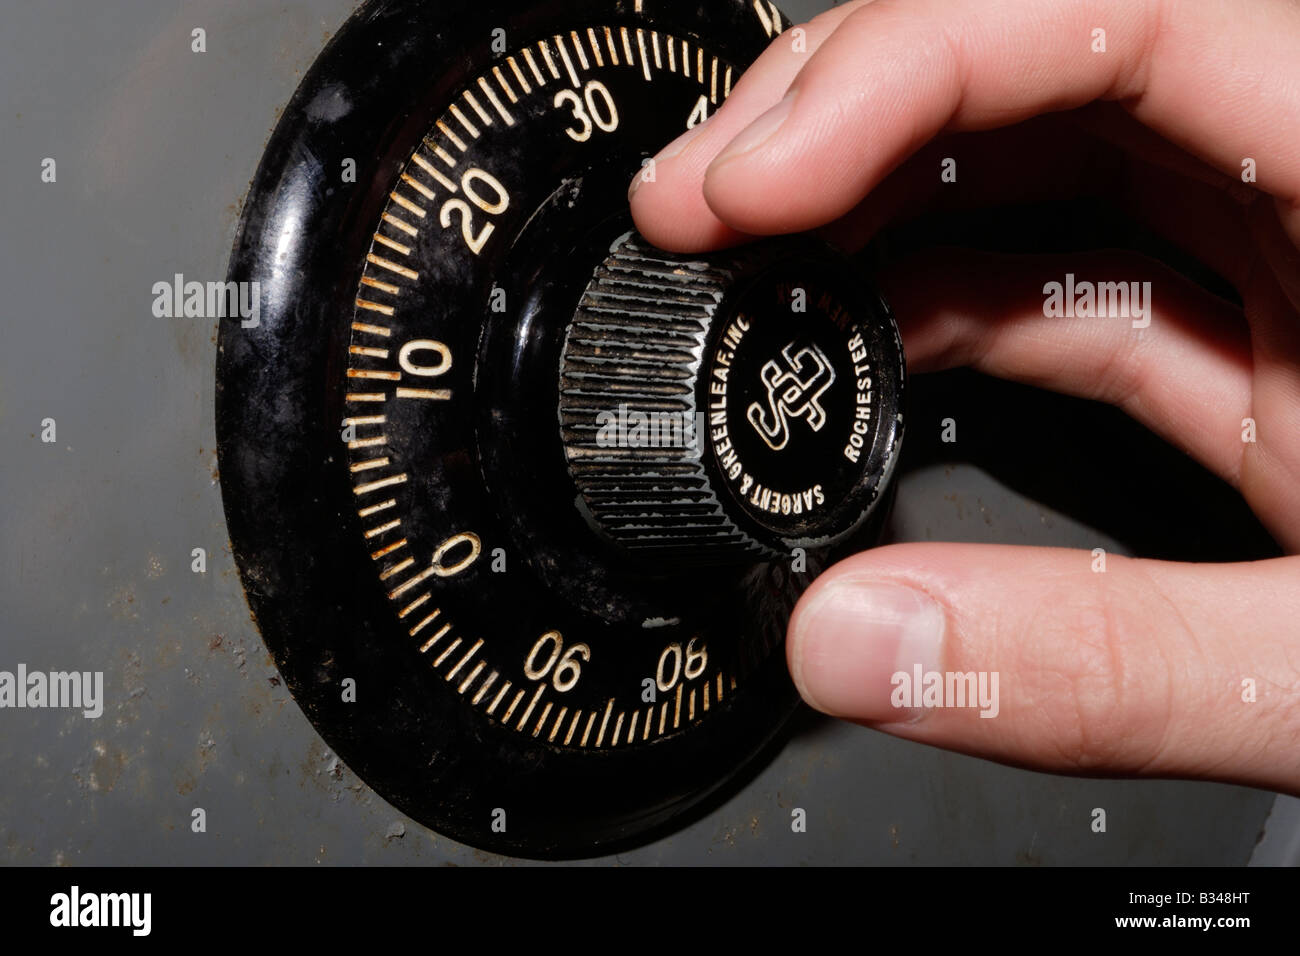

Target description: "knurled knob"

left=558, top=231, right=904, bottom=565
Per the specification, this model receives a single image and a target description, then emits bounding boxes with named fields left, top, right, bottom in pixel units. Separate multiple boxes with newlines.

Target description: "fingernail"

left=790, top=580, right=945, bottom=722
left=629, top=122, right=711, bottom=199
left=655, top=119, right=709, bottom=162
left=711, top=91, right=796, bottom=167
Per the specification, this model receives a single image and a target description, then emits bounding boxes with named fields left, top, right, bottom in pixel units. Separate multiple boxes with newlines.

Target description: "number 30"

left=554, top=81, right=619, bottom=142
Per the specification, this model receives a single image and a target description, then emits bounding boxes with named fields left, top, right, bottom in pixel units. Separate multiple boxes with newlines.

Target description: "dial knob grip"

left=559, top=232, right=905, bottom=565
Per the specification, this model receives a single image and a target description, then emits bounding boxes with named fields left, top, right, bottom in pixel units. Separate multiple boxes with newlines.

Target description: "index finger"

left=634, top=0, right=1300, bottom=247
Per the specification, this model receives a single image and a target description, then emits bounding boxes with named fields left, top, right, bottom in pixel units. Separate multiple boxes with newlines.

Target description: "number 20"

left=439, top=167, right=510, bottom=255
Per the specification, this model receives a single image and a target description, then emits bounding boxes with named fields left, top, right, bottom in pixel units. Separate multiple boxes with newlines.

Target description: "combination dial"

left=560, top=233, right=901, bottom=562
left=217, top=0, right=905, bottom=857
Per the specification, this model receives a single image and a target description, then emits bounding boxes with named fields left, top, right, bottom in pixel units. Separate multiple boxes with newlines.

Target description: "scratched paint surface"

left=0, top=0, right=1276, bottom=865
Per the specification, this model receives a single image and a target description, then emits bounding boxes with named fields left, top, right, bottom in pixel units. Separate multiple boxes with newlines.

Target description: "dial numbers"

left=344, top=27, right=745, bottom=750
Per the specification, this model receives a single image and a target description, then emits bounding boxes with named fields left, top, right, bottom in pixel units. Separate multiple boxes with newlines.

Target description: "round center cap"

left=559, top=231, right=905, bottom=564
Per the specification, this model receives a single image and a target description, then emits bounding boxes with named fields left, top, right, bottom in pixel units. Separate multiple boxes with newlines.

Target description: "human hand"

left=630, top=0, right=1300, bottom=794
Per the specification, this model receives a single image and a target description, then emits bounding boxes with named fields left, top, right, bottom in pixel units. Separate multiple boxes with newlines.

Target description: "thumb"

left=787, top=543, right=1300, bottom=795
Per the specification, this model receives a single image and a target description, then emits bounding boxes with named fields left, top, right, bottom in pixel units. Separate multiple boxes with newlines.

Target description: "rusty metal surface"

left=0, top=0, right=1280, bottom=865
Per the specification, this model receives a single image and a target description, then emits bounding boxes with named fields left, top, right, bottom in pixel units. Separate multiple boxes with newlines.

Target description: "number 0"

left=399, top=339, right=452, bottom=377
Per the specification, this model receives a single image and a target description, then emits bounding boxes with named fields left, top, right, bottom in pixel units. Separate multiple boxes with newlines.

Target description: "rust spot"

left=75, top=742, right=128, bottom=794
left=108, top=585, right=140, bottom=621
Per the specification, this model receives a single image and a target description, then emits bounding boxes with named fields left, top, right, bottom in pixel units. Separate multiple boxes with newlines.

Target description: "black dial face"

left=344, top=20, right=770, bottom=756
left=217, top=0, right=901, bottom=858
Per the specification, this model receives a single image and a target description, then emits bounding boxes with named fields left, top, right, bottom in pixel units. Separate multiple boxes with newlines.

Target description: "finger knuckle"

left=1021, top=569, right=1175, bottom=773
